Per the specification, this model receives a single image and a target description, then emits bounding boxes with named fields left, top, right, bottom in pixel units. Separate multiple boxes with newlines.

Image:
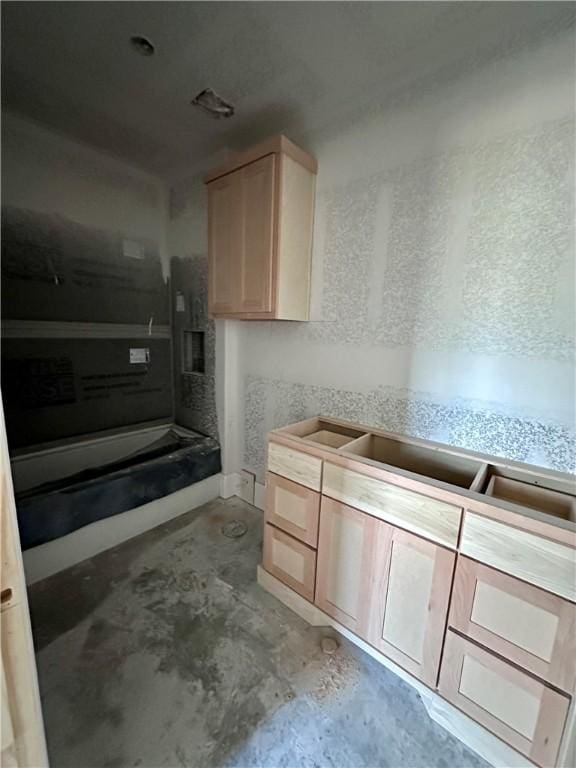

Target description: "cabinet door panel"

left=450, top=557, right=576, bottom=692
left=315, top=497, right=379, bottom=635
left=208, top=171, right=242, bottom=314
left=439, top=631, right=570, bottom=767
left=241, top=154, right=275, bottom=312
left=367, top=528, right=455, bottom=686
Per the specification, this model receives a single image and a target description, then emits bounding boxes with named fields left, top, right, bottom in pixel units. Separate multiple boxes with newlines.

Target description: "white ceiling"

left=2, top=2, right=573, bottom=178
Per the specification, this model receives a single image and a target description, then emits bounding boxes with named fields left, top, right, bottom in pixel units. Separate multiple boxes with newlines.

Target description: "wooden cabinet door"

left=1, top=401, right=48, bottom=767
left=450, top=557, right=576, bottom=692
left=367, top=527, right=455, bottom=686
left=240, top=154, right=275, bottom=313
left=315, top=497, right=379, bottom=635
left=439, top=631, right=570, bottom=767
left=208, top=170, right=242, bottom=314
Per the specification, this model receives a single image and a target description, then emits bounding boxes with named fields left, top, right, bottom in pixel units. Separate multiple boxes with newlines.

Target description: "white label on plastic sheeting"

left=176, top=292, right=186, bottom=312
left=122, top=239, right=145, bottom=259
left=130, top=348, right=150, bottom=364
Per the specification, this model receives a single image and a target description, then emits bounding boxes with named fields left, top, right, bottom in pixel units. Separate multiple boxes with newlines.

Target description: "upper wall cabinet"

left=205, top=135, right=317, bottom=320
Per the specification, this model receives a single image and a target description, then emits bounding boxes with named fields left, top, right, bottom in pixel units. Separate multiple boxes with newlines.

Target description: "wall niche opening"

left=182, top=330, right=205, bottom=374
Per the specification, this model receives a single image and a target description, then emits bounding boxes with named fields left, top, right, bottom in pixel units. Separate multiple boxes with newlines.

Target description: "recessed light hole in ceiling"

left=130, top=36, right=155, bottom=57
left=191, top=88, right=235, bottom=119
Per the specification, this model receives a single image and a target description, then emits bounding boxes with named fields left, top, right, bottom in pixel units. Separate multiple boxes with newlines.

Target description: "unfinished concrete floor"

left=28, top=497, right=489, bottom=768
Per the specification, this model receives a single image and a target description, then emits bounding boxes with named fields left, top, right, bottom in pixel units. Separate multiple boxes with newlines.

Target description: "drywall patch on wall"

left=171, top=256, right=218, bottom=439
left=244, top=376, right=575, bottom=482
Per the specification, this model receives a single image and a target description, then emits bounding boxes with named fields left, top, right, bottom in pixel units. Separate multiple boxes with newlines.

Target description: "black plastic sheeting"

left=16, top=430, right=221, bottom=550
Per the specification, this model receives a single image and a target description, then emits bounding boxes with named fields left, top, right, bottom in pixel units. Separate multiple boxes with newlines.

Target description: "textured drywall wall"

left=170, top=255, right=217, bottom=439
left=1, top=113, right=172, bottom=449
left=195, top=24, right=575, bottom=482
left=240, top=27, right=576, bottom=481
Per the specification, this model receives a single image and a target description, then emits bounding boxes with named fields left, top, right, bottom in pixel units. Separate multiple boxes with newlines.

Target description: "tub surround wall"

left=1, top=337, right=172, bottom=449
left=1, top=113, right=172, bottom=450
left=169, top=152, right=237, bottom=487
left=1, top=206, right=168, bottom=326
left=170, top=255, right=218, bottom=440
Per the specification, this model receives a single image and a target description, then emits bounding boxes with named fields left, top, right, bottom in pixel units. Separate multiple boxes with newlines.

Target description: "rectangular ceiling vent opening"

left=191, top=88, right=235, bottom=119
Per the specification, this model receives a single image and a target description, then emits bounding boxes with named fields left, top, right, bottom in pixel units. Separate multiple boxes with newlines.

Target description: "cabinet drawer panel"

left=323, top=462, right=461, bottom=548
left=451, top=557, right=576, bottom=691
left=263, top=524, right=316, bottom=601
left=461, top=512, right=576, bottom=601
left=265, top=473, right=320, bottom=547
left=268, top=442, right=322, bottom=491
left=439, top=632, right=570, bottom=767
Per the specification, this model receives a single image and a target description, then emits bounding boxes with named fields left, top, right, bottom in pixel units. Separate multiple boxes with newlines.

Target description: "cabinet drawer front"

left=439, top=632, right=570, bottom=767
left=461, top=512, right=576, bottom=601
left=322, top=462, right=461, bottom=548
left=268, top=442, right=322, bottom=491
left=263, top=524, right=316, bottom=602
left=265, top=472, right=320, bottom=547
left=451, top=557, right=576, bottom=692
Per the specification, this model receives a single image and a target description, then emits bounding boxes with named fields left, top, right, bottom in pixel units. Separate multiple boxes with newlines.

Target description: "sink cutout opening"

left=301, top=421, right=368, bottom=449
left=342, top=434, right=482, bottom=488
left=485, top=473, right=576, bottom=521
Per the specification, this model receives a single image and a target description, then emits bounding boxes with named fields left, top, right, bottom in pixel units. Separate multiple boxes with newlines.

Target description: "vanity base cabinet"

left=260, top=415, right=576, bottom=768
